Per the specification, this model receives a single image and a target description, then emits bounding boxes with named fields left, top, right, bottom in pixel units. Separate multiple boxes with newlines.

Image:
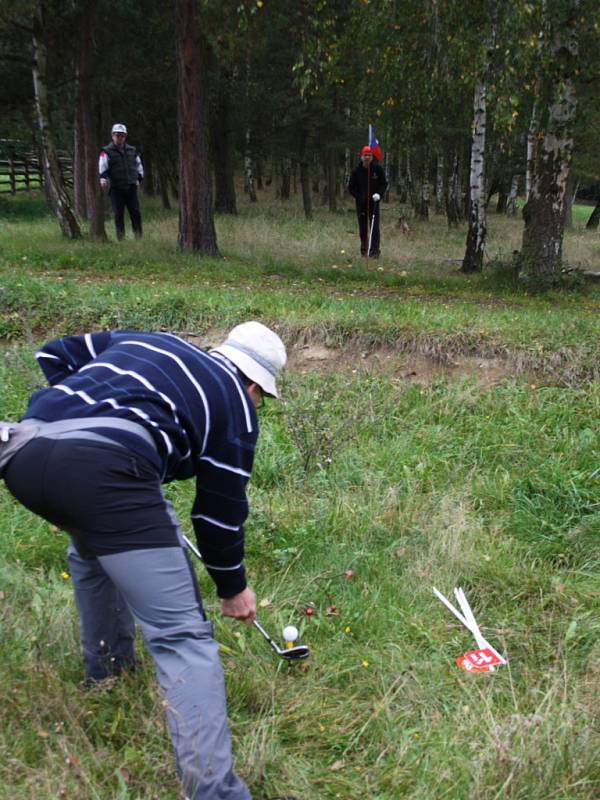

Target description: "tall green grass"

left=0, top=193, right=599, bottom=798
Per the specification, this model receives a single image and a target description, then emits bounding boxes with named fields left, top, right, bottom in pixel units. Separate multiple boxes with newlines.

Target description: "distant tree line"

left=1, top=0, right=599, bottom=285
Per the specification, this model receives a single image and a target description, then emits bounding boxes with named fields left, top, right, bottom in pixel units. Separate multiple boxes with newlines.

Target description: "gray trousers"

left=69, top=544, right=251, bottom=800
left=4, top=435, right=250, bottom=800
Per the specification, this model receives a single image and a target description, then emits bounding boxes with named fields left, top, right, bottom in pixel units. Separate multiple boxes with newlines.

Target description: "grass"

left=0, top=189, right=599, bottom=799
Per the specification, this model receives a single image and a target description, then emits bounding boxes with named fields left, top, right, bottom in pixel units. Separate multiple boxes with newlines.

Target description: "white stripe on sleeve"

left=190, top=513, right=240, bottom=532
left=84, top=333, right=97, bottom=359
left=198, top=455, right=250, bottom=477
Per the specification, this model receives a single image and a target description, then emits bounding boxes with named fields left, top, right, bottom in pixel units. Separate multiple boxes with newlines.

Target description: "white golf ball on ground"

left=283, top=625, right=299, bottom=643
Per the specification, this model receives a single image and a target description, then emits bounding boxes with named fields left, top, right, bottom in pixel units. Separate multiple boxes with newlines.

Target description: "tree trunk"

left=157, top=164, right=171, bottom=210
left=416, top=173, right=429, bottom=219
left=405, top=151, right=415, bottom=208
left=585, top=198, right=600, bottom=230
left=564, top=175, right=578, bottom=229
left=435, top=154, right=444, bottom=214
left=525, top=93, right=539, bottom=201
left=142, top=153, right=155, bottom=197
left=445, top=150, right=461, bottom=227
left=520, top=8, right=578, bottom=287
left=327, top=150, right=336, bottom=212
left=73, top=98, right=87, bottom=219
left=32, top=1, right=81, bottom=239
left=175, top=0, right=218, bottom=254
left=299, top=129, right=312, bottom=220
left=77, top=0, right=106, bottom=241
left=280, top=158, right=291, bottom=200
left=383, top=147, right=390, bottom=202
left=343, top=148, right=350, bottom=194
left=496, top=189, right=507, bottom=213
left=212, top=64, right=237, bottom=214
left=462, top=79, right=487, bottom=273
left=244, top=128, right=257, bottom=202
left=506, top=174, right=519, bottom=216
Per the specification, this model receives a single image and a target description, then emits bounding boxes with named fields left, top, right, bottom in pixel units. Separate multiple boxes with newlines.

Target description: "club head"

left=279, top=644, right=310, bottom=661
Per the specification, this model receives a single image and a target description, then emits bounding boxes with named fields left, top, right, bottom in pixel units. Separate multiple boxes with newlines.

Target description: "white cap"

left=111, top=123, right=128, bottom=135
left=212, top=321, right=286, bottom=398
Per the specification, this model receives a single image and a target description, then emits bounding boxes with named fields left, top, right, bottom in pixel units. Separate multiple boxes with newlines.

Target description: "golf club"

left=252, top=619, right=310, bottom=661
left=182, top=535, right=310, bottom=661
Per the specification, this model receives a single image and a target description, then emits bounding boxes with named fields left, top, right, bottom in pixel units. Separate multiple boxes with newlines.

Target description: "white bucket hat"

left=111, top=123, right=128, bottom=134
left=212, top=321, right=286, bottom=398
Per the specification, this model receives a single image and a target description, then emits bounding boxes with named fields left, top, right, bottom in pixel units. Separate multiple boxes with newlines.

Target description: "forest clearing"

left=0, top=190, right=599, bottom=799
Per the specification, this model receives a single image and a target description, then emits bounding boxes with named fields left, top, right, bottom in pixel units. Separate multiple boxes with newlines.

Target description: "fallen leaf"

left=119, top=768, right=130, bottom=783
left=325, top=605, right=339, bottom=616
left=259, top=598, right=271, bottom=608
left=330, top=760, right=345, bottom=771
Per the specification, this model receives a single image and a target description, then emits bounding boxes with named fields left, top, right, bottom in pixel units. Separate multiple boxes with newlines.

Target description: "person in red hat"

left=348, top=145, right=388, bottom=258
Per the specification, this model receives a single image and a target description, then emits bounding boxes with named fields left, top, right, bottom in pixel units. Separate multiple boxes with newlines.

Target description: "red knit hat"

left=360, top=146, right=373, bottom=156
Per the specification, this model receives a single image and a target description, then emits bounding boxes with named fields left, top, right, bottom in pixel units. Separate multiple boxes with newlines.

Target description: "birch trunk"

left=462, top=79, right=487, bottom=273
left=383, top=148, right=390, bottom=202
left=525, top=93, right=539, bottom=201
left=506, top=174, right=519, bottom=216
left=435, top=154, right=444, bottom=214
left=417, top=173, right=429, bottom=220
left=520, top=6, right=578, bottom=286
left=244, top=129, right=257, bottom=202
left=175, top=0, right=218, bottom=254
left=32, top=1, right=81, bottom=239
left=344, top=148, right=351, bottom=191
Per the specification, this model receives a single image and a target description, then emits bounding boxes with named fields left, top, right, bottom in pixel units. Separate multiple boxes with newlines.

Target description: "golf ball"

left=283, top=625, right=299, bottom=642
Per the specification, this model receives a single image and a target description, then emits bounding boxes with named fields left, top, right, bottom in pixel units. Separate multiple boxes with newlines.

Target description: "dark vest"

left=103, top=142, right=139, bottom=189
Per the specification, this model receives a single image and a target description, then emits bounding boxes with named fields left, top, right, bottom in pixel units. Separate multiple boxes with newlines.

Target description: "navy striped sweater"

left=24, top=331, right=259, bottom=598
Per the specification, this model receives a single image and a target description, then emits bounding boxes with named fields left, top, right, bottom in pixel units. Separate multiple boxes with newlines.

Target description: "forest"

left=1, top=0, right=600, bottom=285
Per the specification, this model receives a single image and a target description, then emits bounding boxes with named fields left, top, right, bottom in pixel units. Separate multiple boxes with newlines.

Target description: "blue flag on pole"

left=368, top=124, right=383, bottom=162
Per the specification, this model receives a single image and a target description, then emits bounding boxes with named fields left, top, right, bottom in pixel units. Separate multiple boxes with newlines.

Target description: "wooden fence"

left=0, top=148, right=73, bottom=194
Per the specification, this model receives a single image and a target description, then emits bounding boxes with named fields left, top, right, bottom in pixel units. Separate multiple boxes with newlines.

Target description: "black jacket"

left=348, top=161, right=388, bottom=209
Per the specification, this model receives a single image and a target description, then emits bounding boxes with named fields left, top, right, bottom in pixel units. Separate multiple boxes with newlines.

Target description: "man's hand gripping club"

left=221, top=586, right=256, bottom=625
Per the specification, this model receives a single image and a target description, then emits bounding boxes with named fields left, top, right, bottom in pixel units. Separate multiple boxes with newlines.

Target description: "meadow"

left=0, top=190, right=599, bottom=799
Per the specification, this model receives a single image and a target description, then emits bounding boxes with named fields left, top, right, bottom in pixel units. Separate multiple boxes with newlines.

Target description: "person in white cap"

left=1, top=321, right=289, bottom=800
left=99, top=123, right=144, bottom=240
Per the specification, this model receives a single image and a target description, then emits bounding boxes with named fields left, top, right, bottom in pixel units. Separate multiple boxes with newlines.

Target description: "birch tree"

left=519, top=0, right=581, bottom=286
left=461, top=77, right=487, bottom=273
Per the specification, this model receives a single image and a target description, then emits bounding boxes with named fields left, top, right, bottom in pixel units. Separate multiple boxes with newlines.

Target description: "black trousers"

left=4, top=437, right=178, bottom=556
left=109, top=185, right=142, bottom=239
left=356, top=203, right=381, bottom=256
